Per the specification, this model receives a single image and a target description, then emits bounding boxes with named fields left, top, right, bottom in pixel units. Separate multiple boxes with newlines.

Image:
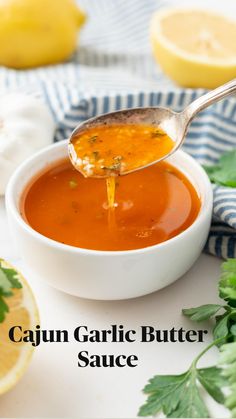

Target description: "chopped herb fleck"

left=102, top=156, right=123, bottom=171
left=69, top=179, right=78, bottom=189
left=92, top=151, right=100, bottom=160
left=151, top=129, right=166, bottom=138
left=102, top=162, right=121, bottom=172
left=113, top=155, right=123, bottom=162
left=88, top=135, right=98, bottom=144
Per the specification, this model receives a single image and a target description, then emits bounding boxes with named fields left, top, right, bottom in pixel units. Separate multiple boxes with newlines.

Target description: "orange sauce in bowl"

left=21, top=158, right=201, bottom=251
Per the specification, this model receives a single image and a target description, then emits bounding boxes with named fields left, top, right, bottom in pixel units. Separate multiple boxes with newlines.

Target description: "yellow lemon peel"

left=150, top=8, right=236, bottom=88
left=0, top=259, right=39, bottom=395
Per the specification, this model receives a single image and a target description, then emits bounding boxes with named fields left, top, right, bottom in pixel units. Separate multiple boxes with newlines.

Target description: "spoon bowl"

left=68, top=106, right=181, bottom=177
left=68, top=79, right=236, bottom=177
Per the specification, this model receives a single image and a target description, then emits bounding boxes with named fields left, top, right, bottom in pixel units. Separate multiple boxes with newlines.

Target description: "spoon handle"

left=183, top=78, right=236, bottom=122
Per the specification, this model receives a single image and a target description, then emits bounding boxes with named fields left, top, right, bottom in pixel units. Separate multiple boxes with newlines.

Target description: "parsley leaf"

left=139, top=372, right=189, bottom=417
left=213, top=313, right=230, bottom=342
left=139, top=366, right=226, bottom=418
left=219, top=342, right=236, bottom=417
left=219, top=259, right=236, bottom=304
left=204, top=149, right=236, bottom=187
left=230, top=324, right=236, bottom=336
left=2, top=266, right=22, bottom=289
left=182, top=304, right=223, bottom=322
left=0, top=260, right=22, bottom=323
left=0, top=268, right=12, bottom=296
left=197, top=367, right=226, bottom=404
left=169, top=374, right=208, bottom=418
left=0, top=296, right=9, bottom=323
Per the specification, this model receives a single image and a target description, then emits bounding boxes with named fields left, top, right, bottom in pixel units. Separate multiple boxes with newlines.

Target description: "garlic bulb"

left=0, top=93, right=55, bottom=195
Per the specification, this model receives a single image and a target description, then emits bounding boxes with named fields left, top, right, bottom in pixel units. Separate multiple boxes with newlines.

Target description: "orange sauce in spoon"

left=69, top=123, right=175, bottom=209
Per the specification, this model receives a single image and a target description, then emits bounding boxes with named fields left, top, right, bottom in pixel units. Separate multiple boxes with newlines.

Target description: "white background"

left=1, top=0, right=236, bottom=416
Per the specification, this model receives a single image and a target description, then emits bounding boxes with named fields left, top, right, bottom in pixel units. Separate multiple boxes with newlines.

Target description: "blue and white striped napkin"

left=0, top=0, right=236, bottom=258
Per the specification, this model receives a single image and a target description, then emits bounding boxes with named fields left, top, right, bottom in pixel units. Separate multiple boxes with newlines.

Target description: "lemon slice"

left=0, top=259, right=39, bottom=395
left=150, top=8, right=236, bottom=88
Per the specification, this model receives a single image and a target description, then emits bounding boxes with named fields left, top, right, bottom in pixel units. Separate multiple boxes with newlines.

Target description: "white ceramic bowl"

left=6, top=140, right=213, bottom=300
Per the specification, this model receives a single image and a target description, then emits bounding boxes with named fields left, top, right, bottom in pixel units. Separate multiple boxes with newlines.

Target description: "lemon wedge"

left=0, top=259, right=39, bottom=395
left=150, top=8, right=236, bottom=88
left=0, top=0, right=86, bottom=69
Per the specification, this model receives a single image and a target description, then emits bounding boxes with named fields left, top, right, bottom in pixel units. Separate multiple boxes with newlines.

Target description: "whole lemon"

left=0, top=0, right=86, bottom=69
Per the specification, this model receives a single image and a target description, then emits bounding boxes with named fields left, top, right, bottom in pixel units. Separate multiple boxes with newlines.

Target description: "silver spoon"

left=69, top=79, right=236, bottom=177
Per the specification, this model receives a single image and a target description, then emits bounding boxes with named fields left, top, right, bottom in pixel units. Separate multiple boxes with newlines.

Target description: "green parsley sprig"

left=0, top=259, right=22, bottom=323
left=204, top=149, right=236, bottom=187
left=139, top=259, right=236, bottom=418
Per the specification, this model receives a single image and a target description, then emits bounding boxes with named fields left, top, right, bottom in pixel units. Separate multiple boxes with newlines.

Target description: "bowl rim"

left=6, top=140, right=213, bottom=257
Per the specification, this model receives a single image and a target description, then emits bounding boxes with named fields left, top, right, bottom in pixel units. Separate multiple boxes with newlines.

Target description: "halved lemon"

left=0, top=259, right=39, bottom=395
left=150, top=8, right=236, bottom=88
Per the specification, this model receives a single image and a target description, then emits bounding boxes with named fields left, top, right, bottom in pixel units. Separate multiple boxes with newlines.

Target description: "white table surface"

left=0, top=196, right=230, bottom=418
